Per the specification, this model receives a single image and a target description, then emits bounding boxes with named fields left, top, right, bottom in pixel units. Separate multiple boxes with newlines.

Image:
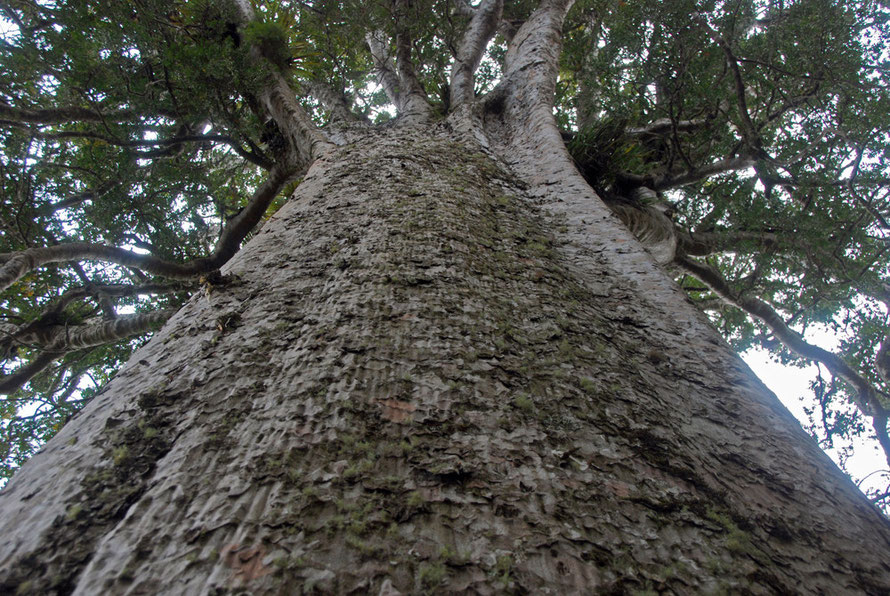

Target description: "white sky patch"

left=120, top=243, right=150, bottom=255
left=744, top=339, right=889, bottom=500
left=0, top=17, right=19, bottom=41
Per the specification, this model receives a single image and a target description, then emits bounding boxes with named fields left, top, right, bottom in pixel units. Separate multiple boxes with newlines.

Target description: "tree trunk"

left=1, top=123, right=889, bottom=595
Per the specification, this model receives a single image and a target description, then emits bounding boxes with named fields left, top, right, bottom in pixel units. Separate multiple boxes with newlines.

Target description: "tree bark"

left=1, top=124, right=889, bottom=594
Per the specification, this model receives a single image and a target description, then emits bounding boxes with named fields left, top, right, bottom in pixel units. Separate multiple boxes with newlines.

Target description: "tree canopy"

left=1, top=0, right=889, bottom=508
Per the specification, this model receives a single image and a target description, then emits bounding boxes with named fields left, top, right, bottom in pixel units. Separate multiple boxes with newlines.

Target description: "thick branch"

left=41, top=310, right=173, bottom=352
left=617, top=155, right=756, bottom=191
left=229, top=0, right=333, bottom=164
left=304, top=80, right=362, bottom=123
left=605, top=191, right=678, bottom=265
left=0, top=351, right=56, bottom=395
left=453, top=0, right=474, bottom=17
left=0, top=101, right=133, bottom=125
left=0, top=311, right=172, bottom=395
left=259, top=69, right=335, bottom=163
left=484, top=0, right=575, bottom=161
left=679, top=229, right=781, bottom=257
left=625, top=118, right=707, bottom=137
left=22, top=281, right=190, bottom=339
left=0, top=165, right=292, bottom=290
left=366, top=30, right=403, bottom=109
left=502, top=0, right=574, bottom=85
left=449, top=0, right=503, bottom=110
left=392, top=0, right=433, bottom=122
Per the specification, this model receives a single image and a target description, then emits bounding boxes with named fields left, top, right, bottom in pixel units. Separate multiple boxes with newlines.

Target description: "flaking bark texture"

left=1, top=125, right=889, bottom=594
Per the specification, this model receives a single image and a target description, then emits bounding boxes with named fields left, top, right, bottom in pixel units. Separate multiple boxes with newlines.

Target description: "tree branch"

left=692, top=15, right=758, bottom=149
left=0, top=310, right=173, bottom=395
left=38, top=179, right=117, bottom=215
left=304, top=80, right=363, bottom=123
left=0, top=164, right=293, bottom=290
left=392, top=0, right=433, bottom=122
left=229, top=0, right=333, bottom=166
left=366, top=30, right=403, bottom=110
left=42, top=310, right=174, bottom=352
left=625, top=118, right=707, bottom=137
left=0, top=101, right=133, bottom=125
left=0, top=351, right=57, bottom=395
left=615, top=155, right=756, bottom=191
left=678, top=228, right=781, bottom=257
left=502, top=0, right=574, bottom=84
left=21, top=129, right=232, bottom=149
left=449, top=0, right=503, bottom=110
left=656, top=156, right=756, bottom=190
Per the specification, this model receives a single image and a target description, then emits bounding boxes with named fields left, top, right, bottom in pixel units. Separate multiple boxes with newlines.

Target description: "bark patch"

left=221, top=543, right=275, bottom=584
left=377, top=399, right=416, bottom=422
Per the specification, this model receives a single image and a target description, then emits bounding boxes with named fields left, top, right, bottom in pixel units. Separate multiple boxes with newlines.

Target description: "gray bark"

left=366, top=30, right=404, bottom=110
left=449, top=0, right=504, bottom=110
left=0, top=123, right=888, bottom=595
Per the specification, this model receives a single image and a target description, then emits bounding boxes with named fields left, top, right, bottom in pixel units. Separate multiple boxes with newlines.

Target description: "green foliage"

left=568, top=118, right=650, bottom=189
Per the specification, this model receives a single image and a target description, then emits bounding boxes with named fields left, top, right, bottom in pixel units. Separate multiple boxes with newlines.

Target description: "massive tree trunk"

left=1, top=118, right=889, bottom=594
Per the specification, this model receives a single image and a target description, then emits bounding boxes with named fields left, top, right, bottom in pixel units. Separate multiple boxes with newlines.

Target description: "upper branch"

left=304, top=80, right=364, bottom=123
left=625, top=118, right=708, bottom=137
left=449, top=0, right=503, bottom=110
left=502, top=0, right=574, bottom=87
left=0, top=351, right=57, bottom=395
left=0, top=101, right=134, bottom=125
left=229, top=0, right=333, bottom=165
left=488, top=0, right=575, bottom=130
left=615, top=156, right=756, bottom=191
left=366, top=30, right=403, bottom=110
left=678, top=229, right=782, bottom=257
left=692, top=15, right=759, bottom=150
left=392, top=0, right=433, bottom=123
left=0, top=310, right=173, bottom=395
left=41, top=310, right=174, bottom=353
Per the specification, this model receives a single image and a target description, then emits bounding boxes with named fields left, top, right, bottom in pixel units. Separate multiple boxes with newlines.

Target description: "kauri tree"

left=1, top=0, right=890, bottom=593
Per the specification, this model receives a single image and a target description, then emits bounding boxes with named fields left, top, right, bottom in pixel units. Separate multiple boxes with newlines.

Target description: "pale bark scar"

left=221, top=543, right=274, bottom=583
left=377, top=399, right=416, bottom=422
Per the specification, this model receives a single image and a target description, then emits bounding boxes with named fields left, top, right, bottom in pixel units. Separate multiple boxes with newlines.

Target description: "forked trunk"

left=1, top=124, right=889, bottom=594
